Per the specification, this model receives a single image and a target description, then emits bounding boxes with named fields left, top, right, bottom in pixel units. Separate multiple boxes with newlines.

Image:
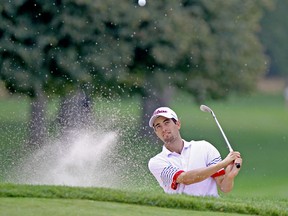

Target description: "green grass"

left=0, top=197, right=251, bottom=216
left=0, top=183, right=286, bottom=215
left=1, top=197, right=248, bottom=216
left=0, top=91, right=288, bottom=215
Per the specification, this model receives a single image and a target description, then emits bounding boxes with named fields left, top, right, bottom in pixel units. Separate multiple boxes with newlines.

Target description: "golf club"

left=200, top=105, right=241, bottom=169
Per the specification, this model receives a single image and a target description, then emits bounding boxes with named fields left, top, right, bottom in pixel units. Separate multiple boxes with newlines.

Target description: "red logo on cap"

left=153, top=110, right=168, bottom=115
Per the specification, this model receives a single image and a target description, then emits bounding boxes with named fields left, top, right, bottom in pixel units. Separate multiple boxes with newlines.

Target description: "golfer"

left=148, top=107, right=242, bottom=197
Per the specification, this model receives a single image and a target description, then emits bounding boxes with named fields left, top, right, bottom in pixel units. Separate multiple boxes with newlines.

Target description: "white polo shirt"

left=148, top=139, right=224, bottom=197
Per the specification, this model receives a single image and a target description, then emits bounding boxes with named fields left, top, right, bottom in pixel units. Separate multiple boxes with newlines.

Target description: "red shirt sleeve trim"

left=171, top=170, right=185, bottom=190
left=211, top=169, right=226, bottom=178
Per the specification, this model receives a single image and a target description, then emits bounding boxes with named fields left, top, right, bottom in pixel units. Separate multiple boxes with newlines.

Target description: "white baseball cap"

left=149, top=107, right=178, bottom=127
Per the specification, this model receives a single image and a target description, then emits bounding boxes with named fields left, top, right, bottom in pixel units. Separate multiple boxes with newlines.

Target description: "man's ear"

left=176, top=120, right=181, bottom=129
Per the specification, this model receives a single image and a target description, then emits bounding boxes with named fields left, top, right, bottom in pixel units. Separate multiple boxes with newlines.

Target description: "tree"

left=0, top=0, right=129, bottom=146
left=0, top=0, right=272, bottom=144
left=259, top=0, right=288, bottom=77
left=101, top=0, right=271, bottom=133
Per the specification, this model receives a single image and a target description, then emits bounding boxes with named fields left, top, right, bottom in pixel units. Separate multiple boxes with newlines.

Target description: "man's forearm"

left=219, top=174, right=234, bottom=193
left=177, top=162, right=225, bottom=185
left=218, top=160, right=242, bottom=193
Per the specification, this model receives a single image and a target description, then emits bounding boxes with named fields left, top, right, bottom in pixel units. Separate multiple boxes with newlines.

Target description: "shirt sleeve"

left=204, top=141, right=225, bottom=177
left=148, top=158, right=183, bottom=192
left=205, top=141, right=222, bottom=166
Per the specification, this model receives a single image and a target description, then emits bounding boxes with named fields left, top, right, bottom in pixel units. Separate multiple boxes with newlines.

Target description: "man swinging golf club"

left=148, top=107, right=242, bottom=197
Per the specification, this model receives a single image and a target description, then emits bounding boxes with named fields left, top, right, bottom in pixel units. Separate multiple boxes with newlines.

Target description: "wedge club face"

left=200, top=104, right=217, bottom=119
left=200, top=105, right=213, bottom=113
left=200, top=105, right=240, bottom=169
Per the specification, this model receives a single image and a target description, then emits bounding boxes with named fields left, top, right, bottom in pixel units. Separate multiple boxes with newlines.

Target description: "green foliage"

left=179, top=0, right=270, bottom=101
left=0, top=0, right=271, bottom=102
left=260, top=0, right=288, bottom=76
left=122, top=0, right=270, bottom=102
left=0, top=0, right=128, bottom=98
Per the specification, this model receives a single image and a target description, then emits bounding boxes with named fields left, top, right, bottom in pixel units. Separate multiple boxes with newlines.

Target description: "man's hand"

left=222, top=151, right=241, bottom=167
left=215, top=152, right=242, bottom=193
left=225, top=157, right=242, bottom=178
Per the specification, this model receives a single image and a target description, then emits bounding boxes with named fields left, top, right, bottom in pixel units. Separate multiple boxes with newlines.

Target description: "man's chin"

left=164, top=137, right=174, bottom=143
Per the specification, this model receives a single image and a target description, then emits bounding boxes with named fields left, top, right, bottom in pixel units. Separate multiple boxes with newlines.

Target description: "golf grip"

left=235, top=163, right=241, bottom=169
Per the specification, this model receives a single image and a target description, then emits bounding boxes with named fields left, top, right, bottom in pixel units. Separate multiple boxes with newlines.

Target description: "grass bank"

left=0, top=183, right=287, bottom=215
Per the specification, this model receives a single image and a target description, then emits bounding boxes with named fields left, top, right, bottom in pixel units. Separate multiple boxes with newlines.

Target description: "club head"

left=200, top=105, right=213, bottom=113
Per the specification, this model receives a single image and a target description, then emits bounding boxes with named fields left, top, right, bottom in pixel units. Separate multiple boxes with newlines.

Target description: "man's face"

left=153, top=116, right=180, bottom=143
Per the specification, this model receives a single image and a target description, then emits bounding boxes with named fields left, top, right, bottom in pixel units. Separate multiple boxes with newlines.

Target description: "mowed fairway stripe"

left=0, top=197, right=250, bottom=216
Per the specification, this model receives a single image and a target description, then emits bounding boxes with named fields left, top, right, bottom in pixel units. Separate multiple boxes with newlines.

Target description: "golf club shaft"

left=212, top=112, right=241, bottom=169
left=211, top=111, right=233, bottom=152
left=212, top=111, right=241, bottom=169
left=201, top=105, right=241, bottom=169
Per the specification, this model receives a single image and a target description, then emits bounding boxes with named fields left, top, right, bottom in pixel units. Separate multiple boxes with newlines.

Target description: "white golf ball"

left=138, top=0, right=146, bottom=7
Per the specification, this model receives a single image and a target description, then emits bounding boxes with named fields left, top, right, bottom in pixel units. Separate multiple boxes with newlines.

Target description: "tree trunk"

left=28, top=90, right=47, bottom=148
left=139, top=85, right=174, bottom=142
left=57, top=89, right=94, bottom=133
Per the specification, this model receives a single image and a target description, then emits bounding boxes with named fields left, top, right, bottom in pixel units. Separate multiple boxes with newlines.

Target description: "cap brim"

left=149, top=113, right=173, bottom=127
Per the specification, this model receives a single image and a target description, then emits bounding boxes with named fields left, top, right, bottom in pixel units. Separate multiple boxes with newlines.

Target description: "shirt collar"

left=183, top=140, right=191, bottom=148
